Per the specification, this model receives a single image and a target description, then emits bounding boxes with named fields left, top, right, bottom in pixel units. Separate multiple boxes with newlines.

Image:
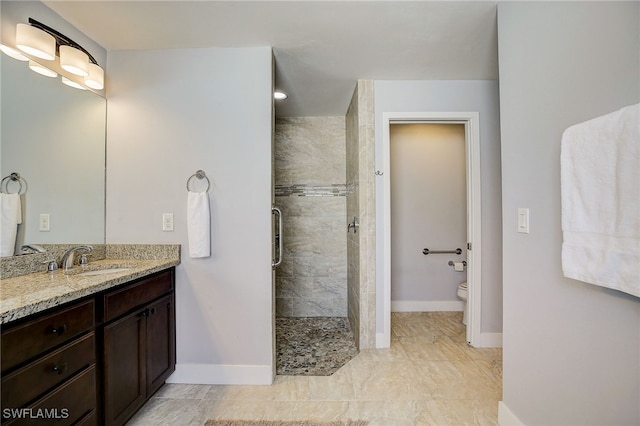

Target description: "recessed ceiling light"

left=274, top=91, right=288, bottom=100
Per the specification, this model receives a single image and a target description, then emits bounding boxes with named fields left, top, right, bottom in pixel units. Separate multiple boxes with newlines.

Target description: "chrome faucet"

left=21, top=244, right=47, bottom=254
left=61, top=245, right=93, bottom=271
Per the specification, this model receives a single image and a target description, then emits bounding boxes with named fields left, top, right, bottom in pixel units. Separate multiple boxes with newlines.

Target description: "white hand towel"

left=561, top=103, right=640, bottom=297
left=187, top=190, right=211, bottom=258
left=0, top=193, right=22, bottom=257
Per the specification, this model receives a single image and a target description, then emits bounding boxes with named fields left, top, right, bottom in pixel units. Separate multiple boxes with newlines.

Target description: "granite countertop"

left=0, top=244, right=181, bottom=325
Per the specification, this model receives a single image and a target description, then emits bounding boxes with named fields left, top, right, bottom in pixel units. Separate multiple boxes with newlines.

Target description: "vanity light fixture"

left=5, top=18, right=105, bottom=91
left=28, top=60, right=57, bottom=78
left=0, top=44, right=28, bottom=61
left=274, top=91, right=288, bottom=100
left=59, top=45, right=89, bottom=77
left=85, top=62, right=104, bottom=90
left=61, top=77, right=87, bottom=90
left=16, top=23, right=55, bottom=60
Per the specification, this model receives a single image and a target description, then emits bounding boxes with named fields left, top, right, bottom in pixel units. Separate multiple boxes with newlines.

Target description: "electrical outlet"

left=517, top=208, right=529, bottom=234
left=162, top=213, right=174, bottom=232
left=39, top=214, right=50, bottom=232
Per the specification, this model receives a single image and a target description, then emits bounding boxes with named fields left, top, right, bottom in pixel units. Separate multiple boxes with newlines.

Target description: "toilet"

left=457, top=282, right=468, bottom=325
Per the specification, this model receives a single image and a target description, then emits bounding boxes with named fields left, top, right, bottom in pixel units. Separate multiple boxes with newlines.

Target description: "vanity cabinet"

left=1, top=267, right=176, bottom=426
left=1, top=300, right=97, bottom=425
left=101, top=271, right=175, bottom=426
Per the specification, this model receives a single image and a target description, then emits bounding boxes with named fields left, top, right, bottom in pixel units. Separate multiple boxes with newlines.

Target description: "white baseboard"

left=166, top=363, right=273, bottom=385
left=498, top=401, right=525, bottom=425
left=479, top=332, right=503, bottom=348
left=391, top=300, right=464, bottom=312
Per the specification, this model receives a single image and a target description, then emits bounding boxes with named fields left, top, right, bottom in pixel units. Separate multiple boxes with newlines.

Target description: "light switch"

left=39, top=214, right=50, bottom=232
left=517, top=208, right=529, bottom=234
left=162, top=213, right=174, bottom=232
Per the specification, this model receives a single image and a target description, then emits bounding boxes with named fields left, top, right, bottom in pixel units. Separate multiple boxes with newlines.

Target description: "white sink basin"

left=78, top=268, right=131, bottom=276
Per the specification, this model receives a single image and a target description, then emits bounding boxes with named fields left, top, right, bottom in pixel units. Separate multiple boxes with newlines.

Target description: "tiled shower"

left=274, top=117, right=348, bottom=317
left=274, top=81, right=376, bottom=355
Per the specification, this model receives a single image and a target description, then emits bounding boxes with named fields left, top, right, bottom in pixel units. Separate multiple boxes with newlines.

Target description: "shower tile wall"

left=346, top=80, right=376, bottom=350
left=275, top=117, right=347, bottom=318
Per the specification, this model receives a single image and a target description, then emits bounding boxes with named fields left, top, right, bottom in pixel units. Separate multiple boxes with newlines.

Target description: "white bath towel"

left=561, top=103, right=640, bottom=297
left=187, top=190, right=211, bottom=258
left=0, top=193, right=22, bottom=257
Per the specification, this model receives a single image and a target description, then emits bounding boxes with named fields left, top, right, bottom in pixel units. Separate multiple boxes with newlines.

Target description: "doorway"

left=381, top=112, right=482, bottom=347
left=390, top=122, right=467, bottom=312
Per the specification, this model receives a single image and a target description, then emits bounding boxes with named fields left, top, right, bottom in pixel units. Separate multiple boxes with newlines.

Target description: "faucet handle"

left=79, top=254, right=89, bottom=265
left=43, top=259, right=58, bottom=272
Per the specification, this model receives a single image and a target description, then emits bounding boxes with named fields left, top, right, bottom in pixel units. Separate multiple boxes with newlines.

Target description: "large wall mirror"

left=0, top=55, right=106, bottom=257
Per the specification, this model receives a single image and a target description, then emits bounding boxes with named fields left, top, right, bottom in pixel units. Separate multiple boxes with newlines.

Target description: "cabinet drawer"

left=2, top=333, right=95, bottom=410
left=1, top=300, right=95, bottom=372
left=2, top=365, right=96, bottom=425
left=103, top=270, right=173, bottom=322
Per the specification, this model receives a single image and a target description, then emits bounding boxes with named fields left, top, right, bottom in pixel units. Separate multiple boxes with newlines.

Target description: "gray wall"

left=274, top=117, right=347, bottom=317
left=106, top=47, right=274, bottom=384
left=498, top=2, right=640, bottom=424
left=374, top=80, right=503, bottom=335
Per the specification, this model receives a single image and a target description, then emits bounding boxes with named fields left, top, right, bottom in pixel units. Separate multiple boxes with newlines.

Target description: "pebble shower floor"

left=276, top=317, right=359, bottom=376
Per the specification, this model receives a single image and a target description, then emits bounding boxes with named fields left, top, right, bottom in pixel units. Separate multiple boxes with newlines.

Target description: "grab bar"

left=272, top=206, right=283, bottom=269
left=423, top=248, right=462, bottom=255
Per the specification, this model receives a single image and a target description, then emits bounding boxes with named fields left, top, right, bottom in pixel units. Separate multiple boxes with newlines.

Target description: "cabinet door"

left=146, top=294, right=176, bottom=396
left=103, top=310, right=146, bottom=426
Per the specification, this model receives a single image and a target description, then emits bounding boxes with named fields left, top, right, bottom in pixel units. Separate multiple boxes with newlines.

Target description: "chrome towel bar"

left=423, top=248, right=462, bottom=255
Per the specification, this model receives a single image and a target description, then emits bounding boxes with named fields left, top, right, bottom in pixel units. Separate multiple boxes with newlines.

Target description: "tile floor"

left=127, top=312, right=502, bottom=425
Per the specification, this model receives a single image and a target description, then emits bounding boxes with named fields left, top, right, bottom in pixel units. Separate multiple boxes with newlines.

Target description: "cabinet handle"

left=149, top=307, right=156, bottom=315
left=138, top=309, right=149, bottom=318
left=51, top=324, right=67, bottom=335
left=52, top=363, right=68, bottom=375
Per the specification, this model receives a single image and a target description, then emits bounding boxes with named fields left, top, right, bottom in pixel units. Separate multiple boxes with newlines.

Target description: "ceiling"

left=42, top=1, right=499, bottom=117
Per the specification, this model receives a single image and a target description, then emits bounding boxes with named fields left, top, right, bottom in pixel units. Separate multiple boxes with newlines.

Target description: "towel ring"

left=1, top=172, right=24, bottom=194
left=186, top=170, right=210, bottom=193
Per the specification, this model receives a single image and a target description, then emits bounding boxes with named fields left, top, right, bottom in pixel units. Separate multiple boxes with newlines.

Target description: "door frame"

left=381, top=111, right=482, bottom=347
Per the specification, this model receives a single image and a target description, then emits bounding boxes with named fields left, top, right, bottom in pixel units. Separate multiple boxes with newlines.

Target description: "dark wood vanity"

left=1, top=268, right=176, bottom=426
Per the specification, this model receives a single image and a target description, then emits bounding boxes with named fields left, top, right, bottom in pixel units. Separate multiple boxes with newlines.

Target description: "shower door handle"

left=272, top=206, right=283, bottom=269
